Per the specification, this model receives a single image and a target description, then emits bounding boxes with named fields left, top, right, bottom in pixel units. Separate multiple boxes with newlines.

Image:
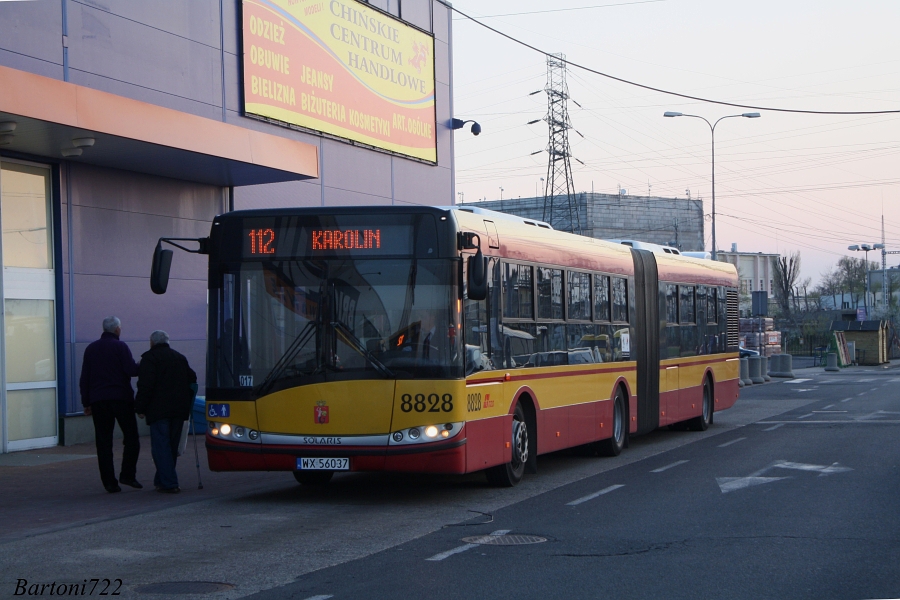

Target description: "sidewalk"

left=0, top=434, right=289, bottom=544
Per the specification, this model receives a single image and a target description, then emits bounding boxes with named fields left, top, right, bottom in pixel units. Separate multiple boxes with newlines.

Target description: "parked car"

left=739, top=345, right=759, bottom=358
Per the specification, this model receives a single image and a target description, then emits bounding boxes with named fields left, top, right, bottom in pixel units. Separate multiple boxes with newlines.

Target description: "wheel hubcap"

left=613, top=399, right=623, bottom=442
left=512, top=419, right=528, bottom=466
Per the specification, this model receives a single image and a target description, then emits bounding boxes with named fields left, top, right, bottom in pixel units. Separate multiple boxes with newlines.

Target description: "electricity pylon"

left=541, top=53, right=581, bottom=234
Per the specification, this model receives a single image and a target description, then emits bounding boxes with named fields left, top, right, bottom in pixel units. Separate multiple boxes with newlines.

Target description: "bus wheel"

left=293, top=470, right=334, bottom=485
left=689, top=379, right=713, bottom=432
left=486, top=403, right=528, bottom=487
left=598, top=388, right=626, bottom=457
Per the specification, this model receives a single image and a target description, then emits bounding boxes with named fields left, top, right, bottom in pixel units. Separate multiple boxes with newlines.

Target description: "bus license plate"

left=297, top=457, right=349, bottom=471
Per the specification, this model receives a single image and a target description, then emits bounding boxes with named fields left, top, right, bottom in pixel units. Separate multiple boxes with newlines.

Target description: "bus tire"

left=486, top=403, right=528, bottom=487
left=292, top=470, right=334, bottom=485
left=598, top=387, right=626, bottom=457
left=688, top=379, right=713, bottom=432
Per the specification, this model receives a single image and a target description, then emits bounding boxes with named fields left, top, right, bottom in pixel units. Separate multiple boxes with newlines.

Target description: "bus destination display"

left=241, top=218, right=425, bottom=258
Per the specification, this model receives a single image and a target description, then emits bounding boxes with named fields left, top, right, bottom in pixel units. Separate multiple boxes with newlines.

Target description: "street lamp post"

left=848, top=243, right=885, bottom=314
left=664, top=111, right=761, bottom=260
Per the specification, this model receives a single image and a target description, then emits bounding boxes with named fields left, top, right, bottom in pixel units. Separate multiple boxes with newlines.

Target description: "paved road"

left=3, top=367, right=899, bottom=599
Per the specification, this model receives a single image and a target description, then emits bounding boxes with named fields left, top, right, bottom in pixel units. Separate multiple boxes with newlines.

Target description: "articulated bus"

left=151, top=205, right=740, bottom=486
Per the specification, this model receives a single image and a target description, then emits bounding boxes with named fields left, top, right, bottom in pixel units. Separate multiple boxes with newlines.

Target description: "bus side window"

left=665, top=284, right=678, bottom=324
left=611, top=277, right=628, bottom=323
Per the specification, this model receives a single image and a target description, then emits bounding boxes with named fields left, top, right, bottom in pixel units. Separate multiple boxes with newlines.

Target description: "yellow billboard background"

left=243, top=0, right=437, bottom=162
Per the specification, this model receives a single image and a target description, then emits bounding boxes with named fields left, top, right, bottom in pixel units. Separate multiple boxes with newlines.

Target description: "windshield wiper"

left=330, top=320, right=394, bottom=379
left=254, top=320, right=317, bottom=397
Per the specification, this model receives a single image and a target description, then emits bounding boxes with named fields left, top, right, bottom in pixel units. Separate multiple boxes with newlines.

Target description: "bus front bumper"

left=206, top=434, right=468, bottom=474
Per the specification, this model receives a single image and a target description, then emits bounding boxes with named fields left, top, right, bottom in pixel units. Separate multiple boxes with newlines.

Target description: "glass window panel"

left=8, top=388, right=57, bottom=441
left=537, top=267, right=563, bottom=319
left=665, top=284, right=679, bottom=324
left=5, top=299, right=56, bottom=382
left=567, top=271, right=591, bottom=321
left=0, top=162, right=52, bottom=269
left=533, top=322, right=567, bottom=366
left=593, top=275, right=610, bottom=322
left=707, top=287, right=718, bottom=323
left=611, top=277, right=628, bottom=323
left=696, top=286, right=707, bottom=325
left=502, top=263, right=533, bottom=319
left=680, top=286, right=696, bottom=324
left=501, top=322, right=537, bottom=369
left=567, top=324, right=599, bottom=364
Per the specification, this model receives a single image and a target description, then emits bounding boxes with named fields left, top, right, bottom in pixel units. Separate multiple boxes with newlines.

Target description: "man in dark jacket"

left=80, top=316, right=141, bottom=493
left=135, top=330, right=197, bottom=493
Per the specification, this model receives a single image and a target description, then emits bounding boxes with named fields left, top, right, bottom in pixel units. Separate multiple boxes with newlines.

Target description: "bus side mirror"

left=467, top=248, right=487, bottom=301
left=151, top=242, right=174, bottom=295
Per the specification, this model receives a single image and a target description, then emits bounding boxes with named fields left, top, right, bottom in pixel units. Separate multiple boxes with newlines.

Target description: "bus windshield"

left=211, top=258, right=461, bottom=394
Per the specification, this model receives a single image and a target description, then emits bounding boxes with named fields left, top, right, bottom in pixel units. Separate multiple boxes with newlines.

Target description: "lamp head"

left=848, top=245, right=859, bottom=251
left=861, top=244, right=872, bottom=251
left=451, top=118, right=481, bottom=136
left=742, top=112, right=761, bottom=118
left=874, top=243, right=885, bottom=249
left=663, top=111, right=682, bottom=118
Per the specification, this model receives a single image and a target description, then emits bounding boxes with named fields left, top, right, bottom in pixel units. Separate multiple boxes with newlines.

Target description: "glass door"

left=0, top=160, right=58, bottom=452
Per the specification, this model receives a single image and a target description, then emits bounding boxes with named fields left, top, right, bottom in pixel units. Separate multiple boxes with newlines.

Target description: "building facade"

left=0, top=0, right=456, bottom=451
left=716, top=245, right=779, bottom=315
left=468, top=193, right=705, bottom=251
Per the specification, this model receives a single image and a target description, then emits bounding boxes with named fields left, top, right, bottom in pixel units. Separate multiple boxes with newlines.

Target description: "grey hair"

left=150, top=330, right=169, bottom=345
left=102, top=316, right=121, bottom=333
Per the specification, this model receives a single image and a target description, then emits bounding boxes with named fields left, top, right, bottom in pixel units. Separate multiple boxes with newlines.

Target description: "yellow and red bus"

left=152, top=205, right=740, bottom=486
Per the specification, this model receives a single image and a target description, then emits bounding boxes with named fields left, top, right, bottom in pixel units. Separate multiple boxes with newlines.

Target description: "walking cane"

left=190, top=383, right=204, bottom=490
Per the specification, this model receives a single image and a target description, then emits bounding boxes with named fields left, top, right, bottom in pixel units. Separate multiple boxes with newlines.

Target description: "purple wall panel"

left=0, top=1, right=62, bottom=67
left=393, top=162, right=451, bottom=206
left=70, top=164, right=221, bottom=219
left=72, top=205, right=210, bottom=280
left=73, top=273, right=206, bottom=344
left=68, top=4, right=222, bottom=109
left=401, top=0, right=432, bottom=32
left=234, top=179, right=321, bottom=210
left=322, top=139, right=392, bottom=198
left=325, top=187, right=393, bottom=207
left=433, top=1, right=450, bottom=43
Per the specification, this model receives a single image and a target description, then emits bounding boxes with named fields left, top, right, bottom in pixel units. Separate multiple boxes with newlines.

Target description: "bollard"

left=768, top=354, right=784, bottom=378
left=749, top=356, right=765, bottom=384
left=825, top=352, right=839, bottom=372
left=781, top=354, right=795, bottom=379
left=761, top=356, right=771, bottom=382
left=740, top=357, right=753, bottom=386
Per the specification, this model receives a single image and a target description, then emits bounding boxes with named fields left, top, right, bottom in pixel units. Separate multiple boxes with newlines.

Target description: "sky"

left=449, top=0, right=900, bottom=286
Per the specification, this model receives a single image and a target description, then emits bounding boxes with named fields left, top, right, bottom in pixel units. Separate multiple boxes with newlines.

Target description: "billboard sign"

left=242, top=0, right=437, bottom=163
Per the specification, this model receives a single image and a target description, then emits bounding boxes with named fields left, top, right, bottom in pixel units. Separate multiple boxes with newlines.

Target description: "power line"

left=451, top=6, right=900, bottom=115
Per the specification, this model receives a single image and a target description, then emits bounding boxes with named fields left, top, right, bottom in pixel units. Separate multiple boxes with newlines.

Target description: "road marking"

left=784, top=379, right=813, bottom=384
left=426, top=530, right=510, bottom=561
left=718, top=437, right=746, bottom=448
left=841, top=397, right=853, bottom=403
left=890, top=377, right=900, bottom=383
left=302, top=596, right=333, bottom=600
left=651, top=460, right=689, bottom=473
left=773, top=461, right=852, bottom=476
left=858, top=392, right=867, bottom=396
left=567, top=484, right=625, bottom=506
left=857, top=378, right=877, bottom=382
left=822, top=404, right=834, bottom=409
left=763, top=423, right=784, bottom=431
left=813, top=410, right=847, bottom=413
left=797, top=413, right=814, bottom=419
left=717, top=476, right=788, bottom=493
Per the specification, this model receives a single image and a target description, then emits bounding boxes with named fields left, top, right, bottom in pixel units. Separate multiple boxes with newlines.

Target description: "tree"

left=773, top=251, right=802, bottom=319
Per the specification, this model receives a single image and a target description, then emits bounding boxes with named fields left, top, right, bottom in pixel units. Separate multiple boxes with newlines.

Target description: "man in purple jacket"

left=80, top=316, right=142, bottom=493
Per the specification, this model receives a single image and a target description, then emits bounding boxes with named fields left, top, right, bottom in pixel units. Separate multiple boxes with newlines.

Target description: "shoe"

left=105, top=484, right=122, bottom=493
left=119, top=478, right=143, bottom=489
left=156, top=487, right=180, bottom=494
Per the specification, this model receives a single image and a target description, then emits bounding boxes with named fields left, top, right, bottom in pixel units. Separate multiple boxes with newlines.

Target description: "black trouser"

left=91, top=399, right=140, bottom=488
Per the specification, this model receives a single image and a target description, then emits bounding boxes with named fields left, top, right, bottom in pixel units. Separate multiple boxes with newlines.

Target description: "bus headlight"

left=389, top=423, right=463, bottom=445
left=424, top=425, right=439, bottom=438
left=392, top=432, right=403, bottom=442
left=220, top=424, right=232, bottom=436
left=234, top=427, right=245, bottom=438
left=408, top=427, right=420, bottom=440
left=249, top=429, right=259, bottom=440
